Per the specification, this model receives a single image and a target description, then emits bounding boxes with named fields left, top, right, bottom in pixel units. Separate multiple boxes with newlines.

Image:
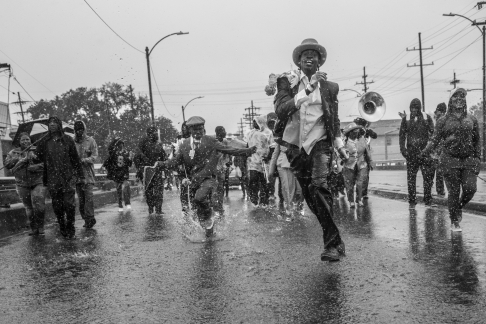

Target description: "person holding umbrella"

left=35, top=116, right=84, bottom=239
left=5, top=132, right=46, bottom=235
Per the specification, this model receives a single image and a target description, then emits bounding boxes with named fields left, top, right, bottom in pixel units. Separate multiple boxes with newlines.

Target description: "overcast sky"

left=1, top=0, right=485, bottom=135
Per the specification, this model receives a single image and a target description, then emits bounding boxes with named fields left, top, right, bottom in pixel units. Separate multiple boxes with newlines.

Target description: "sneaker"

left=437, top=193, right=446, bottom=198
left=409, top=203, right=416, bottom=210
left=336, top=242, right=346, bottom=256
left=118, top=207, right=124, bottom=212
left=126, top=205, right=132, bottom=210
left=451, top=222, right=462, bottom=232
left=349, top=202, right=355, bottom=208
left=320, top=247, right=340, bottom=262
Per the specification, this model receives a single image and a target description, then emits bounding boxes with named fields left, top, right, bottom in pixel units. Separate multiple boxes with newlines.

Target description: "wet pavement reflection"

left=1, top=191, right=486, bottom=323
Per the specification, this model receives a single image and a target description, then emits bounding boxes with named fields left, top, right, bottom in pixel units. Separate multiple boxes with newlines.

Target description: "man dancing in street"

left=159, top=116, right=256, bottom=232
left=274, top=38, right=349, bottom=261
left=421, top=88, right=480, bottom=232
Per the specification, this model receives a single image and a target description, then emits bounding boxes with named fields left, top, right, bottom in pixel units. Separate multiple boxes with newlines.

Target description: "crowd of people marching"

left=4, top=38, right=480, bottom=262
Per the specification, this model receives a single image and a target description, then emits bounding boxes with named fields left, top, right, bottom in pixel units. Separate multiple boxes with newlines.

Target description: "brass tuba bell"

left=358, top=91, right=386, bottom=122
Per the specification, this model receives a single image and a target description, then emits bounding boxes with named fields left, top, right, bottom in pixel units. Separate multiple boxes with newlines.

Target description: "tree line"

left=26, top=83, right=179, bottom=160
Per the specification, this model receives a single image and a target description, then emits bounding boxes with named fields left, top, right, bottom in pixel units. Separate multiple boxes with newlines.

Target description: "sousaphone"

left=358, top=91, right=386, bottom=122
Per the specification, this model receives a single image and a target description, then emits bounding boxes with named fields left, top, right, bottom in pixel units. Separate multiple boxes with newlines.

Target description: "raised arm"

left=274, top=77, right=299, bottom=120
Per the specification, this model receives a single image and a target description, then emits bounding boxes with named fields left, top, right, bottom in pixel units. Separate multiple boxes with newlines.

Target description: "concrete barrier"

left=0, top=186, right=140, bottom=238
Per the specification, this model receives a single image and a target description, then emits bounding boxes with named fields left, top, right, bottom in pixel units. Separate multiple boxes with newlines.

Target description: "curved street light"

left=182, top=96, right=204, bottom=122
left=443, top=12, right=486, bottom=161
left=145, top=31, right=189, bottom=122
left=342, top=88, right=362, bottom=97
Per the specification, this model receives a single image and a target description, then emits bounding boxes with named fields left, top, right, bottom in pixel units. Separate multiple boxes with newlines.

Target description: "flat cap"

left=186, top=116, right=205, bottom=127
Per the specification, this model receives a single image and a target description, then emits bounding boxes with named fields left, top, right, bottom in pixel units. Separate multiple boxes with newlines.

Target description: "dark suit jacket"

left=274, top=77, right=341, bottom=145
left=165, top=135, right=253, bottom=187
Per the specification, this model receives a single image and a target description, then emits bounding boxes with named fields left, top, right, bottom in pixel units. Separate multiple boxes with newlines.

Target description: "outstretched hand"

left=398, top=110, right=407, bottom=119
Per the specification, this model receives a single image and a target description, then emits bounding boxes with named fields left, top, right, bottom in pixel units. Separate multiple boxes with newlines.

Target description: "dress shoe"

left=86, top=218, right=96, bottom=229
left=336, top=242, right=346, bottom=256
left=321, top=247, right=340, bottom=262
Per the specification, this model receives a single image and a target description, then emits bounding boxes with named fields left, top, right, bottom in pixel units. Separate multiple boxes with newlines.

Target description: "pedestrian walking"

left=269, top=143, right=304, bottom=221
left=74, top=120, right=98, bottom=229
left=421, top=88, right=480, bottom=232
left=432, top=103, right=447, bottom=197
left=5, top=132, right=46, bottom=235
left=138, top=126, right=167, bottom=215
left=342, top=123, right=372, bottom=208
left=213, top=126, right=232, bottom=214
left=159, top=116, right=256, bottom=232
left=246, top=115, right=272, bottom=207
left=273, top=38, right=349, bottom=261
left=103, top=137, right=133, bottom=212
left=35, top=116, right=85, bottom=239
left=354, top=117, right=377, bottom=199
left=399, top=98, right=436, bottom=209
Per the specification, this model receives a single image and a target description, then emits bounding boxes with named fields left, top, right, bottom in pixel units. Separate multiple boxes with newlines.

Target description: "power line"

left=149, top=62, right=177, bottom=118
left=13, top=76, right=36, bottom=103
left=82, top=0, right=143, bottom=54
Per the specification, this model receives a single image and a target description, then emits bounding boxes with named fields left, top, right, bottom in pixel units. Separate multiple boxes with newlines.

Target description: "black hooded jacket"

left=399, top=98, right=434, bottom=161
left=35, top=116, right=84, bottom=187
left=423, top=89, right=480, bottom=163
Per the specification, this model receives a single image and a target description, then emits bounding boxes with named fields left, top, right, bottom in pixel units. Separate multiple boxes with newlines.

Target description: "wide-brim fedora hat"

left=292, top=38, right=327, bottom=67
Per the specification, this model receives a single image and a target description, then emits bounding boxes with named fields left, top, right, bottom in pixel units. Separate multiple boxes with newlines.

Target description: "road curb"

left=0, top=187, right=140, bottom=239
left=369, top=188, right=486, bottom=215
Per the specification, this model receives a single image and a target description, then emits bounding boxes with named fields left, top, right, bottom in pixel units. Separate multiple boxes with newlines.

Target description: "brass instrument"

left=358, top=91, right=386, bottom=122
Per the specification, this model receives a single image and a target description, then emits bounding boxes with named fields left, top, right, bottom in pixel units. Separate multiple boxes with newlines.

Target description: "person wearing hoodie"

left=246, top=115, right=272, bottom=207
left=35, top=116, right=84, bottom=239
left=138, top=125, right=167, bottom=215
left=421, top=88, right=480, bottom=232
left=74, top=120, right=98, bottom=229
left=432, top=103, right=447, bottom=197
left=399, top=98, right=435, bottom=209
left=5, top=132, right=46, bottom=235
left=103, top=137, right=133, bottom=212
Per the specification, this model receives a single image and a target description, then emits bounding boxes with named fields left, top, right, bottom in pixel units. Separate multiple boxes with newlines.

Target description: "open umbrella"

left=11, top=118, right=74, bottom=147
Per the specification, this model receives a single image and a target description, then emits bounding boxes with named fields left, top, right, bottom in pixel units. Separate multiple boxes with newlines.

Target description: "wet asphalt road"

left=1, top=190, right=486, bottom=323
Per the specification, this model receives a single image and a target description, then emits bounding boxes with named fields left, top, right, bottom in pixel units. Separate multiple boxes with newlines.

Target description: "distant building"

left=341, top=119, right=403, bottom=162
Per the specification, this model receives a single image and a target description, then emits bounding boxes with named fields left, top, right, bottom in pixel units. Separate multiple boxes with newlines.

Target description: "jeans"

left=434, top=160, right=445, bottom=195
left=116, top=180, right=131, bottom=207
left=406, top=159, right=435, bottom=204
left=17, top=184, right=46, bottom=231
left=343, top=165, right=369, bottom=203
left=290, top=140, right=343, bottom=250
left=191, top=178, right=216, bottom=222
left=249, top=170, right=269, bottom=206
left=443, top=167, right=477, bottom=222
left=76, top=183, right=95, bottom=221
left=49, top=184, right=76, bottom=235
left=146, top=176, right=164, bottom=213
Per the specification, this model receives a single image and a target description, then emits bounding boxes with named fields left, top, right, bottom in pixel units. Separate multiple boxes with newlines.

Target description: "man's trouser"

left=406, top=158, right=435, bottom=204
left=238, top=165, right=248, bottom=197
left=17, top=184, right=46, bottom=231
left=434, top=159, right=445, bottom=195
left=179, top=176, right=190, bottom=213
left=76, top=183, right=95, bottom=222
left=362, top=166, right=370, bottom=197
left=289, top=140, right=343, bottom=250
left=190, top=178, right=216, bottom=222
left=277, top=166, right=303, bottom=211
left=249, top=170, right=269, bottom=206
left=213, top=171, right=225, bottom=213
left=343, top=165, right=369, bottom=203
left=116, top=180, right=131, bottom=207
left=49, top=183, right=76, bottom=235
left=443, top=166, right=477, bottom=223
left=146, top=176, right=164, bottom=213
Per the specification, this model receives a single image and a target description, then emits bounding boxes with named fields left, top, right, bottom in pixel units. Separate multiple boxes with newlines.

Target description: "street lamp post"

left=145, top=31, right=189, bottom=123
left=443, top=13, right=486, bottom=161
left=182, top=96, right=204, bottom=122
left=342, top=88, right=362, bottom=97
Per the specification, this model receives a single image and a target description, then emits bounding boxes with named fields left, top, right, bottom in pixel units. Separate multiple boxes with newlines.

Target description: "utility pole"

left=238, top=118, right=245, bottom=137
left=407, top=32, right=434, bottom=112
left=450, top=72, right=460, bottom=89
left=14, top=92, right=26, bottom=123
left=355, top=67, right=374, bottom=93
left=128, top=84, right=135, bottom=111
left=244, top=100, right=260, bottom=128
